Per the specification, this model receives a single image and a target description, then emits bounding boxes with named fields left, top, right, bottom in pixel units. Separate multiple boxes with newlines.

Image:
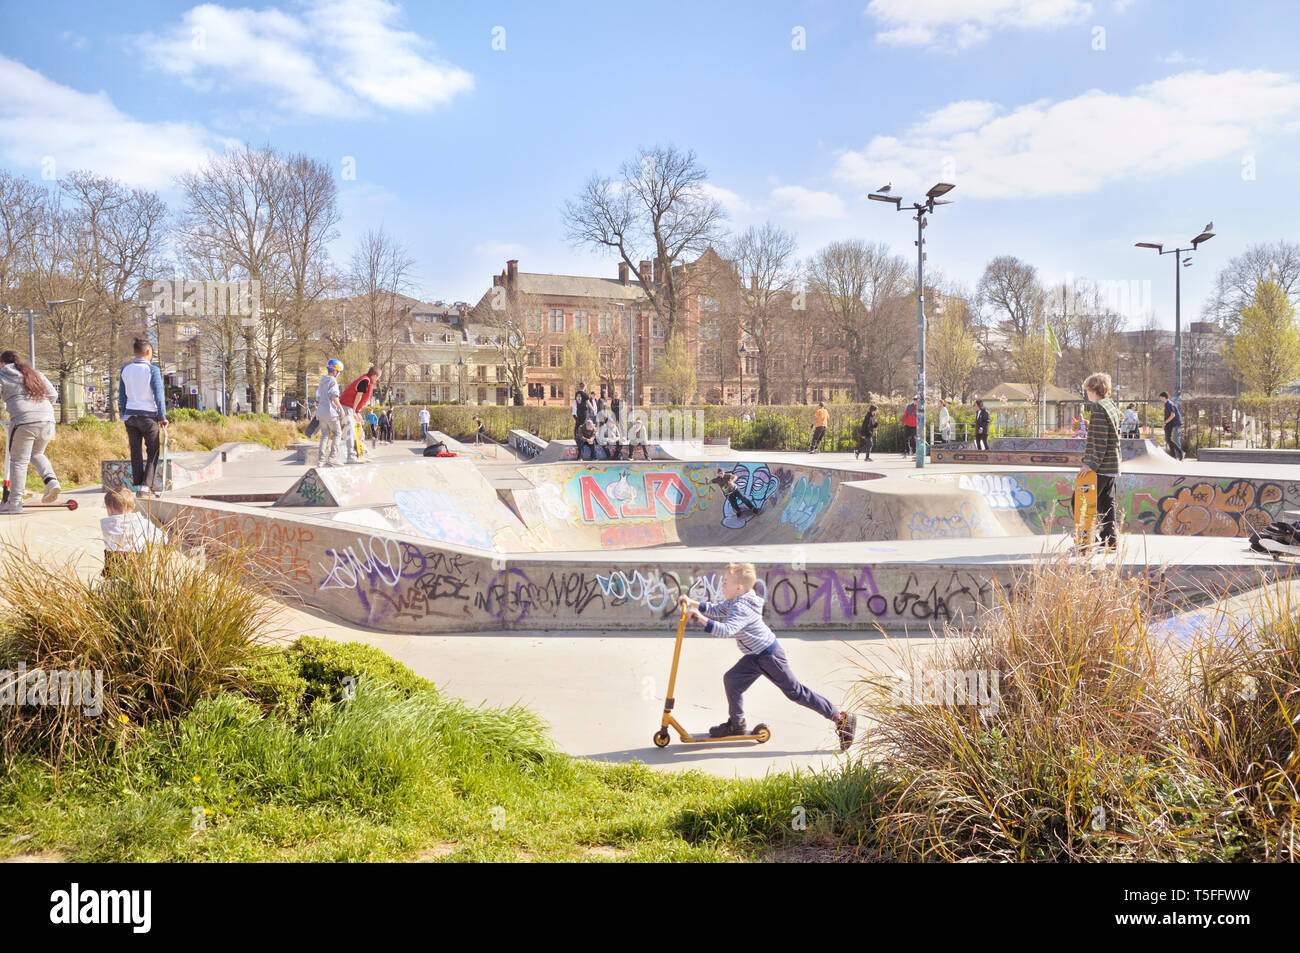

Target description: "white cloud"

left=136, top=0, right=473, bottom=118
left=769, top=185, right=847, bottom=220
left=0, top=55, right=228, bottom=189
left=834, top=70, right=1300, bottom=200
left=1162, top=50, right=1203, bottom=65
left=699, top=183, right=751, bottom=215
left=867, top=0, right=1093, bottom=49
left=60, top=31, right=90, bottom=52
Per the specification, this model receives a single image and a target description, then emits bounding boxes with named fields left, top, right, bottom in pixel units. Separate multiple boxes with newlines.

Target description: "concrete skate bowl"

left=918, top=468, right=1300, bottom=538
left=502, top=460, right=1021, bottom=550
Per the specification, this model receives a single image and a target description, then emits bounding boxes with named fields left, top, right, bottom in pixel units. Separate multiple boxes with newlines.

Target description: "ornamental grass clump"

left=0, top=542, right=279, bottom=767
left=853, top=555, right=1300, bottom=861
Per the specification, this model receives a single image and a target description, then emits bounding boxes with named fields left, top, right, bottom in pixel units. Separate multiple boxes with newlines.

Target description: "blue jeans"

left=724, top=642, right=836, bottom=724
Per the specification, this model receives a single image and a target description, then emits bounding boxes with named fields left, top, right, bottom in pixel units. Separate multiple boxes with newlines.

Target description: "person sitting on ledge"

left=577, top=418, right=598, bottom=461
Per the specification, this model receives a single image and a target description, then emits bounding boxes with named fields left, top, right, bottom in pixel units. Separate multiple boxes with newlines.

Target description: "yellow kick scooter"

left=653, top=604, right=771, bottom=748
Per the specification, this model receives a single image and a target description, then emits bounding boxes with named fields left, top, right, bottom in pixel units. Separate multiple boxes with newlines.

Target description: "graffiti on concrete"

left=1154, top=480, right=1281, bottom=537
left=906, top=503, right=990, bottom=540
left=475, top=568, right=607, bottom=624
left=572, top=467, right=696, bottom=523
left=595, top=569, right=724, bottom=616
left=600, top=522, right=666, bottom=548
left=717, top=463, right=793, bottom=529
left=957, top=473, right=1034, bottom=510
left=779, top=474, right=833, bottom=538
left=394, top=487, right=494, bottom=550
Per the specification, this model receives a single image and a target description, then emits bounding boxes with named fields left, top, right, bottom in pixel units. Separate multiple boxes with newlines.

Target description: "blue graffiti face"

left=720, top=463, right=790, bottom=528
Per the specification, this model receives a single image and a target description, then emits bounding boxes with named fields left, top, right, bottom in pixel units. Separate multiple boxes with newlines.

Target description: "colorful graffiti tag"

left=779, top=474, right=833, bottom=537
left=572, top=468, right=697, bottom=523
left=393, top=488, right=495, bottom=550
left=717, top=463, right=794, bottom=528
left=1153, top=480, right=1281, bottom=537
left=957, top=473, right=1034, bottom=510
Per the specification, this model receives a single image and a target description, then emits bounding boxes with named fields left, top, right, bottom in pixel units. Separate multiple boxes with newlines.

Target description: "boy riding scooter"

left=678, top=562, right=856, bottom=749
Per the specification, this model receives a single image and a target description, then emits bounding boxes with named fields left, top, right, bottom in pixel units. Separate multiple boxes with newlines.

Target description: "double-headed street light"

left=869, top=182, right=955, bottom=468
left=1135, top=224, right=1214, bottom=404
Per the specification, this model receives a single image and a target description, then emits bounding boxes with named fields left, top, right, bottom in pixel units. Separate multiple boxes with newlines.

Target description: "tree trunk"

left=58, top=372, right=70, bottom=424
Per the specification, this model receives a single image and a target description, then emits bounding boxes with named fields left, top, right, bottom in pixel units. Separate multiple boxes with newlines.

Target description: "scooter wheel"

left=652, top=729, right=670, bottom=748
left=753, top=724, right=771, bottom=744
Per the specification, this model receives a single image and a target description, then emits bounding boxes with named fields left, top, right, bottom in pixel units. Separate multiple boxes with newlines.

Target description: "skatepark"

left=11, top=432, right=1295, bottom=778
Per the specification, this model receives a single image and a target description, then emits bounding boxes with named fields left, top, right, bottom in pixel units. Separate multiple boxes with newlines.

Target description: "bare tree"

left=807, top=240, right=910, bottom=397
left=1204, top=240, right=1300, bottom=335
left=977, top=255, right=1044, bottom=338
left=1057, top=279, right=1124, bottom=392
left=473, top=284, right=539, bottom=406
left=349, top=227, right=415, bottom=384
left=929, top=289, right=979, bottom=400
left=563, top=144, right=725, bottom=347
left=177, top=144, right=289, bottom=412
left=278, top=153, right=340, bottom=407
left=724, top=223, right=797, bottom=404
left=62, top=171, right=168, bottom=419
left=0, top=170, right=47, bottom=342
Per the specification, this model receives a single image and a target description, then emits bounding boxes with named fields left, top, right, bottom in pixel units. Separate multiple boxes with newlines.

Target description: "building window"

left=526, top=310, right=543, bottom=332
left=549, top=309, right=565, bottom=333
left=598, top=312, right=612, bottom=334
left=475, top=365, right=486, bottom=382
left=651, top=319, right=665, bottom=339
left=497, top=387, right=509, bottom=405
left=573, top=310, right=589, bottom=333
left=549, top=345, right=563, bottom=368
left=699, top=295, right=719, bottom=311
left=439, top=364, right=450, bottom=381
left=550, top=383, right=564, bottom=399
left=527, top=346, right=541, bottom=367
left=495, top=365, right=506, bottom=381
left=421, top=364, right=431, bottom=381
left=599, top=346, right=613, bottom=366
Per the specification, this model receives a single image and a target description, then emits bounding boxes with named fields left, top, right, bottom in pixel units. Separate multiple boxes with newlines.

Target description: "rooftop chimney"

left=618, top=261, right=629, bottom=285
left=506, top=259, right=518, bottom=290
left=639, top=260, right=652, bottom=284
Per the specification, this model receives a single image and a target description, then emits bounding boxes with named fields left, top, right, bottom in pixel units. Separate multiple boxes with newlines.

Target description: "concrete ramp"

left=275, top=458, right=540, bottom=552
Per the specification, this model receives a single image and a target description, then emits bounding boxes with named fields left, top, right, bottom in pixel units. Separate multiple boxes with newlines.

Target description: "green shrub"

left=243, top=636, right=435, bottom=724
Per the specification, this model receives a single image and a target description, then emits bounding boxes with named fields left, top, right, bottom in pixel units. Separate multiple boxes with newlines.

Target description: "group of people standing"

left=312, top=361, right=382, bottom=467
left=571, top=380, right=649, bottom=460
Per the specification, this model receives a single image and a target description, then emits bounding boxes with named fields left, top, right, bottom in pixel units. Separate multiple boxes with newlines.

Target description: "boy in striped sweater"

left=1080, top=371, right=1122, bottom=548
left=679, top=562, right=857, bottom=749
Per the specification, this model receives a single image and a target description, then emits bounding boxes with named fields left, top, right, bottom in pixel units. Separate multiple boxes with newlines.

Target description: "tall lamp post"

left=1136, top=224, right=1214, bottom=404
left=869, top=182, right=956, bottom=468
left=738, top=343, right=747, bottom=406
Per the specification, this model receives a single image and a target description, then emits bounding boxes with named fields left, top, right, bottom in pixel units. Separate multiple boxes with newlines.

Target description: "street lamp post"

left=869, top=182, right=956, bottom=468
left=738, top=343, right=747, bottom=406
left=1136, top=226, right=1214, bottom=404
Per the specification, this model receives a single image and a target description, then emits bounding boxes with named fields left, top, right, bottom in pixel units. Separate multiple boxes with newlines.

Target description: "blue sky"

left=3, top=0, right=1300, bottom=326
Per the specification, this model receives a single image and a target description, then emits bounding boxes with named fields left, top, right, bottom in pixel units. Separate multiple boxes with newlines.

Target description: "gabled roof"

left=513, top=273, right=649, bottom=302
left=981, top=382, right=1082, bottom=403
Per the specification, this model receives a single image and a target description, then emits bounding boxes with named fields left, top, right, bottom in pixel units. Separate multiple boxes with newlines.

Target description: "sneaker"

left=709, top=719, right=747, bottom=738
left=834, top=711, right=857, bottom=751
left=42, top=481, right=60, bottom=504
left=0, top=501, right=23, bottom=515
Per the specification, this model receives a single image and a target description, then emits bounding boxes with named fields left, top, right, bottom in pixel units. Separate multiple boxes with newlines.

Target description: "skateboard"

left=1073, top=471, right=1097, bottom=547
left=1260, top=538, right=1300, bottom=560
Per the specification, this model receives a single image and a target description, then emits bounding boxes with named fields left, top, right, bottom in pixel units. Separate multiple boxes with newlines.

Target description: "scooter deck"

left=7, top=499, right=78, bottom=511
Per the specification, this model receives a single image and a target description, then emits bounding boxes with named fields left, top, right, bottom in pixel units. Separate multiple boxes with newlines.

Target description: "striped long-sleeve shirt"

left=697, top=590, right=777, bottom=655
left=1082, top=397, right=1122, bottom=475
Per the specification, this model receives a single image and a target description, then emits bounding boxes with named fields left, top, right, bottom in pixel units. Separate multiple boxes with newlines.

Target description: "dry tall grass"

left=16, top=414, right=299, bottom=488
left=0, top=542, right=281, bottom=766
left=853, top=556, right=1298, bottom=861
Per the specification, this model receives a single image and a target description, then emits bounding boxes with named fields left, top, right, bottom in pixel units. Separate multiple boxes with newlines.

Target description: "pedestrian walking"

left=902, top=396, right=918, bottom=456
left=0, top=350, right=61, bottom=513
left=974, top=399, right=990, bottom=451
left=1159, top=391, right=1185, bottom=460
left=810, top=401, right=829, bottom=453
left=117, top=338, right=169, bottom=497
left=418, top=406, right=430, bottom=442
left=856, top=405, right=878, bottom=462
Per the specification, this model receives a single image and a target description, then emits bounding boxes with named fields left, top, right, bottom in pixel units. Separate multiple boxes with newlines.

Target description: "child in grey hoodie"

left=0, top=350, right=61, bottom=514
left=679, top=562, right=857, bottom=749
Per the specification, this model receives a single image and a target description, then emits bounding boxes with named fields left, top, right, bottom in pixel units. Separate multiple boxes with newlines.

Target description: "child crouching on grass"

left=679, top=562, right=857, bottom=750
left=101, top=487, right=165, bottom=575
